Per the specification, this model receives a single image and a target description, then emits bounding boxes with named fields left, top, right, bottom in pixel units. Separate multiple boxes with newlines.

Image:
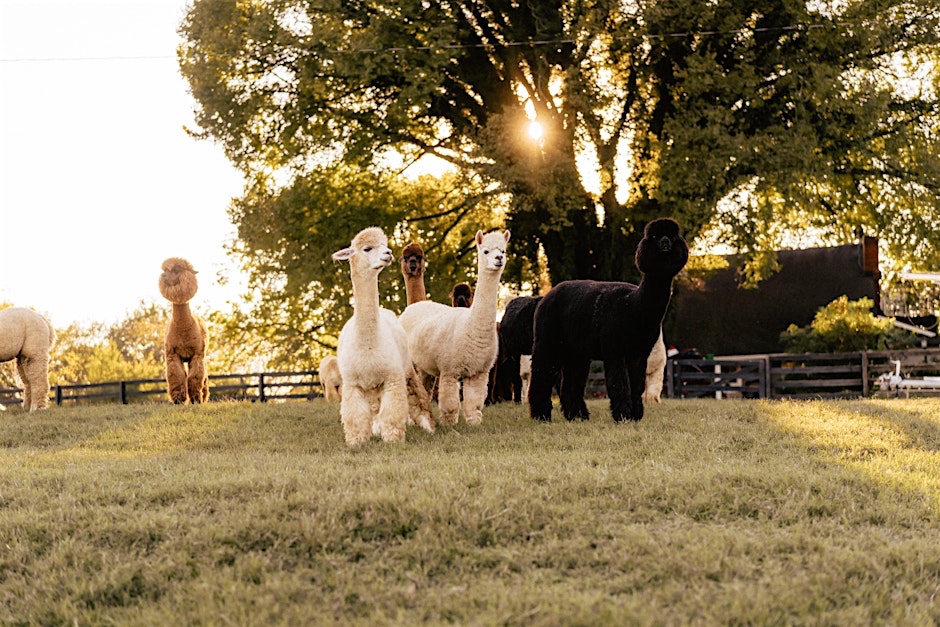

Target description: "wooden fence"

left=3, top=349, right=939, bottom=409
left=666, top=348, right=940, bottom=400
left=0, top=371, right=324, bottom=408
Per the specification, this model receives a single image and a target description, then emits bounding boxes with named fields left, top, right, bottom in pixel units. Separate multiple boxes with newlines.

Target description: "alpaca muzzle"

left=657, top=236, right=673, bottom=252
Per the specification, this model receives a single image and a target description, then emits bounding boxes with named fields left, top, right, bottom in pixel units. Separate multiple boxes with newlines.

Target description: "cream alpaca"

left=0, top=307, right=56, bottom=411
left=159, top=257, right=209, bottom=403
left=642, top=331, right=667, bottom=404
left=318, top=355, right=342, bottom=402
left=333, top=227, right=433, bottom=445
left=400, top=229, right=510, bottom=426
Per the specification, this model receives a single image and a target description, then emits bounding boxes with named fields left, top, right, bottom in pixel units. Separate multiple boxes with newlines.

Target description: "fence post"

left=258, top=373, right=266, bottom=403
left=666, top=360, right=675, bottom=398
left=861, top=352, right=869, bottom=396
left=119, top=381, right=127, bottom=405
left=55, top=385, right=63, bottom=406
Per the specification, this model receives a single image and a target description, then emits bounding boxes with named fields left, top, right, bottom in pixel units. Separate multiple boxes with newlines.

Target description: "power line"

left=0, top=20, right=871, bottom=63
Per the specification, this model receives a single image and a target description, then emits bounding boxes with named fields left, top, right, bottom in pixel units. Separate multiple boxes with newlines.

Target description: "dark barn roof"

left=663, top=239, right=880, bottom=356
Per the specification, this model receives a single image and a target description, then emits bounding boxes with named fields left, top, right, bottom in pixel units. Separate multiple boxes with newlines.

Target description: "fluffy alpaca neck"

left=351, top=268, right=381, bottom=336
left=404, top=273, right=426, bottom=305
left=466, top=266, right=500, bottom=336
left=635, top=272, right=675, bottom=325
left=171, top=303, right=197, bottom=326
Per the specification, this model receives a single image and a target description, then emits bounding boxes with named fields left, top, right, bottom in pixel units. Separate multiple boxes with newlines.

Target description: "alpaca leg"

left=460, top=372, right=490, bottom=426
left=341, top=386, right=374, bottom=446
left=406, top=369, right=435, bottom=433
left=375, top=378, right=408, bottom=443
left=626, top=356, right=648, bottom=422
left=642, top=334, right=666, bottom=405
left=28, top=357, right=50, bottom=411
left=528, top=352, right=558, bottom=422
left=165, top=354, right=189, bottom=403
left=560, top=358, right=591, bottom=421
left=437, top=374, right=461, bottom=426
left=187, top=355, right=209, bottom=403
left=604, top=358, right=633, bottom=422
left=16, top=357, right=32, bottom=410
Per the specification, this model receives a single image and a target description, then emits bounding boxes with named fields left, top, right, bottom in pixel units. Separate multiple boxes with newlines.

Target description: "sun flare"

left=527, top=121, right=544, bottom=141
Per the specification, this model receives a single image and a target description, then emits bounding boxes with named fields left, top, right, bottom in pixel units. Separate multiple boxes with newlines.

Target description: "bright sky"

left=0, top=1, right=245, bottom=326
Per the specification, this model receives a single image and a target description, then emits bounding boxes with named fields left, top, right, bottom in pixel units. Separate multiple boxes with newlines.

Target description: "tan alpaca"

left=0, top=307, right=56, bottom=411
left=399, top=242, right=427, bottom=305
left=159, top=257, right=209, bottom=404
left=318, top=355, right=342, bottom=402
left=400, top=230, right=510, bottom=426
left=333, top=228, right=433, bottom=445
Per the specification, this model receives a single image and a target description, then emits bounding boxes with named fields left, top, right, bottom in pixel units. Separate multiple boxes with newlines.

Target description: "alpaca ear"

left=503, top=230, right=511, bottom=243
left=332, top=247, right=354, bottom=262
left=475, top=230, right=484, bottom=246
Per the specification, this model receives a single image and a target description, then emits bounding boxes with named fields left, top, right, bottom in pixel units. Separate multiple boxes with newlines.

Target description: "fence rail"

left=665, top=348, right=940, bottom=400
left=4, top=349, right=940, bottom=409
left=1, top=371, right=324, bottom=408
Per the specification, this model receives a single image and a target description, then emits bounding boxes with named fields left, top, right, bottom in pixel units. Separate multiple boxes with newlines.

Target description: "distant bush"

left=780, top=296, right=916, bottom=353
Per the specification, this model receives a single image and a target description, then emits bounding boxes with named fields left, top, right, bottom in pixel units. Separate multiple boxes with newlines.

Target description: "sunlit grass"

left=1, top=398, right=938, bottom=624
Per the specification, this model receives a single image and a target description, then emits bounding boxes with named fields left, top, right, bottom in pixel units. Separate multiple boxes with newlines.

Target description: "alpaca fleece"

left=0, top=307, right=56, bottom=411
left=400, top=230, right=510, bottom=426
left=399, top=242, right=427, bottom=305
left=159, top=257, right=209, bottom=403
left=334, top=227, right=433, bottom=445
left=529, top=218, right=688, bottom=422
left=318, top=355, right=342, bottom=402
left=450, top=282, right=474, bottom=307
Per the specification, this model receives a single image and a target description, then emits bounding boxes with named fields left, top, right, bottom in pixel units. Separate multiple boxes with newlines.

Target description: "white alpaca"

left=400, top=230, right=510, bottom=426
left=642, top=330, right=667, bottom=404
left=318, top=355, right=342, bottom=402
left=0, top=307, right=56, bottom=411
left=332, top=227, right=433, bottom=445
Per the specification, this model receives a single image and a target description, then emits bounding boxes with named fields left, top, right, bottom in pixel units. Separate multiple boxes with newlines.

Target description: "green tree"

left=179, top=0, right=940, bottom=339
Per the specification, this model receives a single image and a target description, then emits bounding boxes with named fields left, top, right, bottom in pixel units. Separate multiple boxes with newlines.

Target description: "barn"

left=663, top=236, right=882, bottom=356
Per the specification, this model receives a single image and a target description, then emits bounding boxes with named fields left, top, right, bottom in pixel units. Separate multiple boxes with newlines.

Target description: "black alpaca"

left=496, top=295, right=541, bottom=402
left=528, top=218, right=689, bottom=422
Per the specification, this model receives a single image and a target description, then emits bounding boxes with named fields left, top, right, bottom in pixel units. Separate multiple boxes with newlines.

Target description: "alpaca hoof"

left=532, top=413, right=552, bottom=422
left=416, top=413, right=435, bottom=433
left=464, top=410, right=483, bottom=426
left=438, top=411, right=459, bottom=427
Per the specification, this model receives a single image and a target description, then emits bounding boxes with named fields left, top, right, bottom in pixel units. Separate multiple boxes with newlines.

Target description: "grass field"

left=1, top=397, right=939, bottom=625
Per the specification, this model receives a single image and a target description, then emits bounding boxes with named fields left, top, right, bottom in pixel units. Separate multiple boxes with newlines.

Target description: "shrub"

left=780, top=296, right=915, bottom=353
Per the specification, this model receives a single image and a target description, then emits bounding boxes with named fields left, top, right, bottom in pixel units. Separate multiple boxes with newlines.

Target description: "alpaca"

left=642, top=330, right=667, bottom=404
left=450, top=282, right=474, bottom=307
left=496, top=295, right=541, bottom=402
left=519, top=354, right=532, bottom=401
left=399, top=242, right=427, bottom=305
left=529, top=218, right=688, bottom=422
left=0, top=307, right=56, bottom=411
left=400, top=230, right=510, bottom=426
left=333, top=227, right=433, bottom=445
left=159, top=257, right=209, bottom=404
left=318, top=355, right=342, bottom=402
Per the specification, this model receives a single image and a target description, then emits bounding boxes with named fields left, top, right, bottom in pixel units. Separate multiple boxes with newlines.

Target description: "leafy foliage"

left=178, top=0, right=940, bottom=347
left=780, top=295, right=916, bottom=353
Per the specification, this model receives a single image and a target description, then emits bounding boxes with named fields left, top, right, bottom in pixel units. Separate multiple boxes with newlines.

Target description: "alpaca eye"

left=364, top=247, right=373, bottom=252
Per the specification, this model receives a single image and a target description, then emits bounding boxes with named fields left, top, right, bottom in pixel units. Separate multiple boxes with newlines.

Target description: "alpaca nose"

left=657, top=236, right=672, bottom=252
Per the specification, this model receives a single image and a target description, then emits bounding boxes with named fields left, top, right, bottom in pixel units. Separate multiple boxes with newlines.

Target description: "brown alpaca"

left=399, top=242, right=427, bottom=305
left=159, top=257, right=209, bottom=404
left=450, top=282, right=474, bottom=307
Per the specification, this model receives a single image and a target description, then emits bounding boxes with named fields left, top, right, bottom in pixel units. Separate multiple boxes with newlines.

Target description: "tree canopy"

left=178, top=0, right=940, bottom=354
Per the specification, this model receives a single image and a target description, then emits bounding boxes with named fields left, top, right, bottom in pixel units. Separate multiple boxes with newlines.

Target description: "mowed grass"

left=1, top=397, right=939, bottom=625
